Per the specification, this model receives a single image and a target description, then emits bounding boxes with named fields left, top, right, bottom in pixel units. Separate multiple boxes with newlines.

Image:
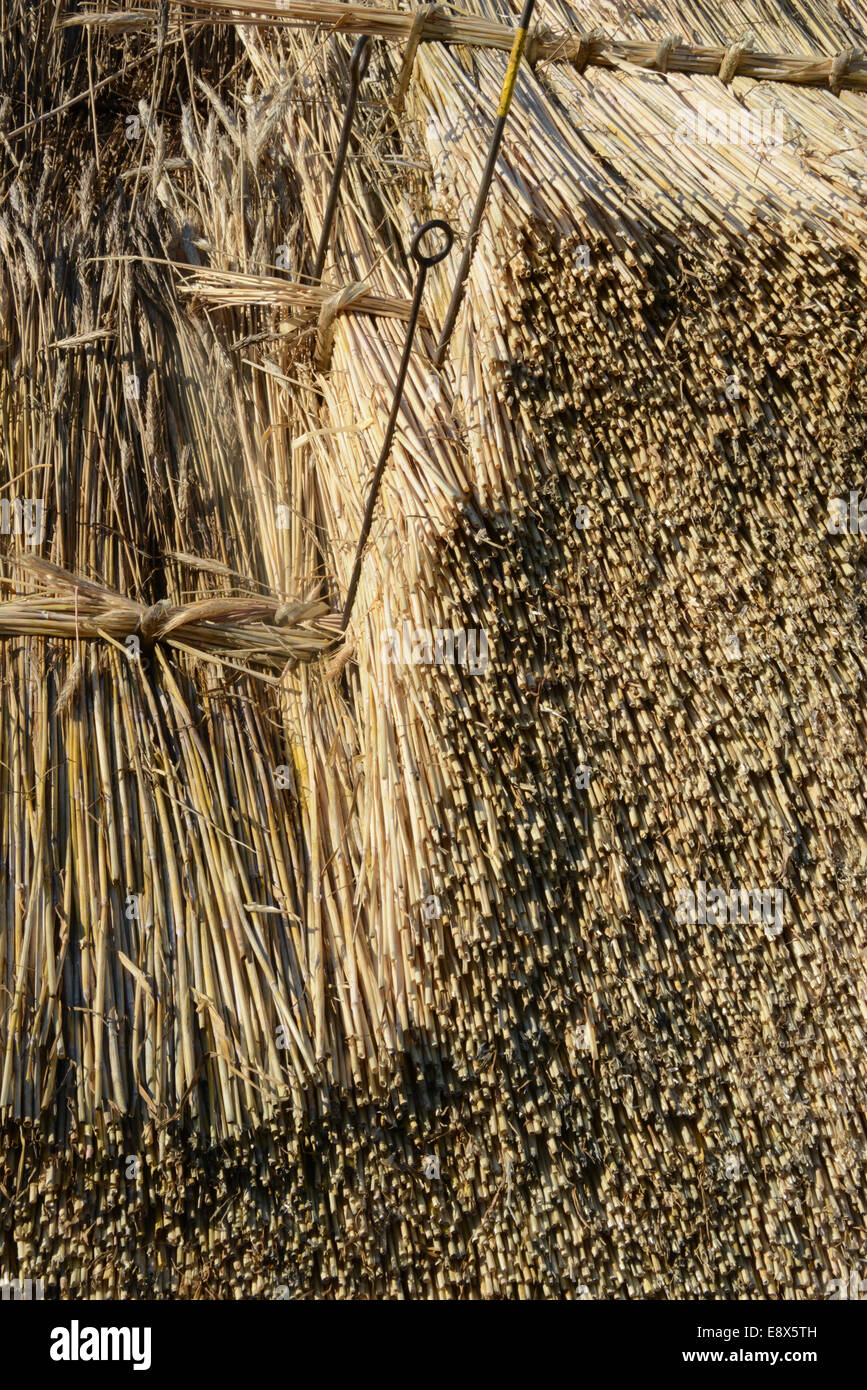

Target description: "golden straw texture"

left=1, top=0, right=867, bottom=1300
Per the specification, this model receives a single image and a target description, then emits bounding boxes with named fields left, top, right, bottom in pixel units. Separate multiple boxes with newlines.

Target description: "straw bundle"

left=1, top=557, right=338, bottom=670
left=67, top=1, right=867, bottom=92
left=2, top=0, right=867, bottom=1300
left=178, top=265, right=423, bottom=323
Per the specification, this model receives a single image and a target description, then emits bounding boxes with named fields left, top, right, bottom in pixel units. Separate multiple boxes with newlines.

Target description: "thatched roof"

left=2, top=0, right=867, bottom=1298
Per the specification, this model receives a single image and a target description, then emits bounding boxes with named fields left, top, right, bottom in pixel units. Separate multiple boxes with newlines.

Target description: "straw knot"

left=829, top=47, right=855, bottom=95
left=524, top=26, right=549, bottom=67
left=137, top=599, right=174, bottom=646
left=654, top=34, right=680, bottom=74
left=323, top=631, right=356, bottom=682
left=315, top=281, right=370, bottom=372
left=718, top=42, right=747, bottom=84
left=569, top=30, right=597, bottom=75
left=393, top=5, right=443, bottom=113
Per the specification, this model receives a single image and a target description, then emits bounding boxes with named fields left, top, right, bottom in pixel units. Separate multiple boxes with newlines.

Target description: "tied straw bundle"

left=0, top=556, right=339, bottom=674
left=65, top=0, right=867, bottom=93
left=178, top=264, right=425, bottom=324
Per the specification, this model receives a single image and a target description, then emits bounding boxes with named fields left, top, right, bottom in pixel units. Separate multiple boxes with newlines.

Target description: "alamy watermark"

left=826, top=1267, right=867, bottom=1299
left=676, top=105, right=784, bottom=152
left=50, top=1322, right=152, bottom=1370
left=381, top=621, right=489, bottom=675
left=1, top=1277, right=44, bottom=1300
left=675, top=881, right=784, bottom=938
left=0, top=497, right=45, bottom=545
left=421, top=894, right=441, bottom=922
left=827, top=491, right=867, bottom=534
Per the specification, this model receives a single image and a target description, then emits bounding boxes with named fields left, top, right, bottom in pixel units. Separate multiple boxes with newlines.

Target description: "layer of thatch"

left=2, top=0, right=867, bottom=1298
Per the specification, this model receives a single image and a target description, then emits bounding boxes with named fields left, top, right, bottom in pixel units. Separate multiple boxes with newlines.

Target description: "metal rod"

left=341, top=220, right=454, bottom=632
left=311, top=35, right=372, bottom=284
left=432, top=0, right=536, bottom=367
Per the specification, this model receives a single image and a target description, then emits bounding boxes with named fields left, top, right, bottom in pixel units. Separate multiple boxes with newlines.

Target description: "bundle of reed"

left=0, top=557, right=338, bottom=670
left=0, top=6, right=342, bottom=1169
left=4, top=0, right=867, bottom=1302
left=66, top=0, right=867, bottom=92
left=179, top=265, right=423, bottom=323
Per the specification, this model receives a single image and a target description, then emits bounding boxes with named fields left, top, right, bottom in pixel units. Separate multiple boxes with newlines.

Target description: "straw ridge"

left=67, top=0, right=867, bottom=92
